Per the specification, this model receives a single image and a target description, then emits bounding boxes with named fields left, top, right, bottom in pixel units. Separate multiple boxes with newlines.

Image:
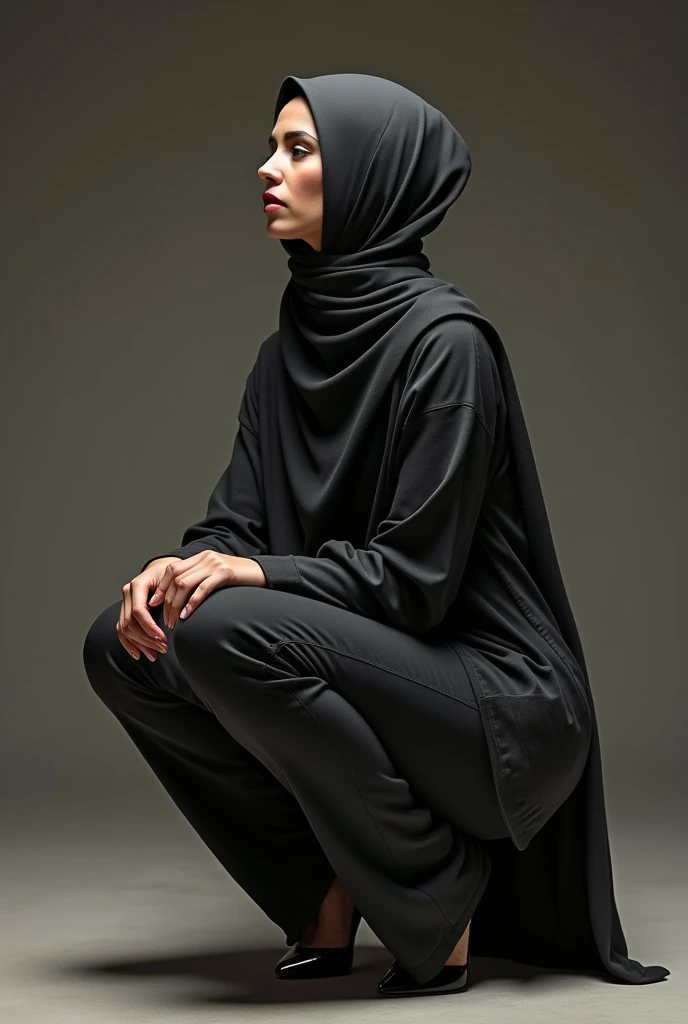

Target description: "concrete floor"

left=1, top=799, right=683, bottom=1024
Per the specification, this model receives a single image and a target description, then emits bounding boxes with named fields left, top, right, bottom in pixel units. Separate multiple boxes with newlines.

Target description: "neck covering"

left=271, top=72, right=668, bottom=985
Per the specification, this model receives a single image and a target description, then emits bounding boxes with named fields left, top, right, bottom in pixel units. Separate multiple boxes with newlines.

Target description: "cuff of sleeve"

left=248, top=554, right=301, bottom=590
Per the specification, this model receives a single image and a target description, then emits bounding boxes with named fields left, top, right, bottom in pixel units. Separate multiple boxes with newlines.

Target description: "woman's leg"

left=82, top=599, right=338, bottom=942
left=171, top=584, right=509, bottom=984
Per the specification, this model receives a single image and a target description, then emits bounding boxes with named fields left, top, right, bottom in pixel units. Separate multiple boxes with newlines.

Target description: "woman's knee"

left=83, top=600, right=121, bottom=661
left=82, top=600, right=125, bottom=699
left=173, top=586, right=271, bottom=687
left=171, top=595, right=213, bottom=661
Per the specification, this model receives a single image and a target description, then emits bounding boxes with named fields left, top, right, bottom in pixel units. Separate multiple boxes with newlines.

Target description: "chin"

left=266, top=225, right=297, bottom=239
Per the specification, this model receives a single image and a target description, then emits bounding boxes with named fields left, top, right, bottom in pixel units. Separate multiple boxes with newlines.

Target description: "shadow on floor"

left=57, top=945, right=596, bottom=1005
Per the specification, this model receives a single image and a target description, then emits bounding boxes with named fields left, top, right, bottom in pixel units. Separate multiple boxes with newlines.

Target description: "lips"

left=263, top=192, right=286, bottom=207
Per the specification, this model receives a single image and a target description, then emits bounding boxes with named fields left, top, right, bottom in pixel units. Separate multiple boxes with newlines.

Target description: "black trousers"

left=82, top=583, right=510, bottom=984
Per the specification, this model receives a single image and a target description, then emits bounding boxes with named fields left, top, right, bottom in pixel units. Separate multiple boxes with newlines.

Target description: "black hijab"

left=271, top=72, right=668, bottom=985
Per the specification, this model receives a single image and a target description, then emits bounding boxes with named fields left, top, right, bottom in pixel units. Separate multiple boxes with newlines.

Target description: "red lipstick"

left=262, top=191, right=286, bottom=212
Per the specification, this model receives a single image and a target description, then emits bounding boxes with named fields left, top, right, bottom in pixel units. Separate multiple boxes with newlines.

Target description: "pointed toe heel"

left=275, top=906, right=362, bottom=979
left=377, top=953, right=470, bottom=997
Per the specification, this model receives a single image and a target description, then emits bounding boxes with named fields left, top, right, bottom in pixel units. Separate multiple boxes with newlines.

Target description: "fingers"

left=116, top=629, right=164, bottom=663
left=117, top=585, right=145, bottom=659
left=162, top=575, right=181, bottom=628
left=127, top=621, right=168, bottom=654
left=117, top=615, right=168, bottom=662
left=117, top=576, right=169, bottom=662
left=165, top=569, right=196, bottom=622
left=131, top=577, right=167, bottom=645
left=147, top=559, right=177, bottom=608
left=163, top=553, right=237, bottom=627
left=117, top=584, right=134, bottom=651
left=152, top=562, right=184, bottom=628
left=164, top=566, right=214, bottom=628
left=117, top=621, right=142, bottom=660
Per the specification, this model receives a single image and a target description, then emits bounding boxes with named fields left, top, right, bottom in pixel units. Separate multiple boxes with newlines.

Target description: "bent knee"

left=173, top=586, right=269, bottom=680
left=83, top=600, right=121, bottom=658
left=82, top=600, right=124, bottom=691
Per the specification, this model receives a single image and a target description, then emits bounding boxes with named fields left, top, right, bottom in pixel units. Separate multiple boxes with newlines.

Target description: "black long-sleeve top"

left=141, top=321, right=591, bottom=854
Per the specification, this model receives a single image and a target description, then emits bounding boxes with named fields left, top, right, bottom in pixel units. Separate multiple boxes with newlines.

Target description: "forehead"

left=271, top=96, right=317, bottom=138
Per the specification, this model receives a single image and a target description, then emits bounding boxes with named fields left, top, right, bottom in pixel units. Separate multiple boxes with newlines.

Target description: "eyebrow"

left=267, top=129, right=319, bottom=147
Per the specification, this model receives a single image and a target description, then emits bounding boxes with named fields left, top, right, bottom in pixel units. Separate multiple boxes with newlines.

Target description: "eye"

left=263, top=143, right=312, bottom=163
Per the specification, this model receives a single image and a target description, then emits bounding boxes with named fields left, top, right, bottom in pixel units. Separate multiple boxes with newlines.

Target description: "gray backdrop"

left=2, top=0, right=685, bottom=824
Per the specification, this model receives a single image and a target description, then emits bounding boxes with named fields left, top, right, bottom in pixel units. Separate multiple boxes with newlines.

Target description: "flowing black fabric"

left=263, top=72, right=668, bottom=986
left=144, top=72, right=669, bottom=985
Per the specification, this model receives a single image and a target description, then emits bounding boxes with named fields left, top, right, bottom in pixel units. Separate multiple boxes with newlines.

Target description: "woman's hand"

left=149, top=550, right=267, bottom=629
left=117, top=557, right=184, bottom=661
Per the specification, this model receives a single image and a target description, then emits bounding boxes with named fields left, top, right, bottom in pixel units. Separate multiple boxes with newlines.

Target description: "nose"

left=259, top=156, right=275, bottom=174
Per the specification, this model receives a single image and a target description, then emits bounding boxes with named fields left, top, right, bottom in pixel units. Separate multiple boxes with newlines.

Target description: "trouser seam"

left=266, top=638, right=480, bottom=713
left=265, top=654, right=455, bottom=931
left=404, top=857, right=488, bottom=972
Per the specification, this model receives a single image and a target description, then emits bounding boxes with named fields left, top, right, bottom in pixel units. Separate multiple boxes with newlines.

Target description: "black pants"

left=82, top=584, right=509, bottom=984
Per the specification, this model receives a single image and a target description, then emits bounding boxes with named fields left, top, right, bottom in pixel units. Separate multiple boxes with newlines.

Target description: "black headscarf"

left=271, top=72, right=668, bottom=985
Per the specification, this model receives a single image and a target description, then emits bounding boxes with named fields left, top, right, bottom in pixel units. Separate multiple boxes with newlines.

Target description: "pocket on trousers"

left=483, top=692, right=589, bottom=815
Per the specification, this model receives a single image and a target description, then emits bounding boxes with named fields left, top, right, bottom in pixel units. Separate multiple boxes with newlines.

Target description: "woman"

left=82, top=73, right=669, bottom=998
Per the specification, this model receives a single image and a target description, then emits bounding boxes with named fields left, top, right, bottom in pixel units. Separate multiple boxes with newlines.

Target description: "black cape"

left=147, top=73, right=669, bottom=984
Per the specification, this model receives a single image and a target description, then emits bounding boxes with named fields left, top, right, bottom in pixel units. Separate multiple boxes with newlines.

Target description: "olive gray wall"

left=2, top=0, right=685, bottom=820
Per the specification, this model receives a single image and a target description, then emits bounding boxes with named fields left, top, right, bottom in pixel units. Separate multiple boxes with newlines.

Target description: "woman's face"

left=257, top=96, right=323, bottom=251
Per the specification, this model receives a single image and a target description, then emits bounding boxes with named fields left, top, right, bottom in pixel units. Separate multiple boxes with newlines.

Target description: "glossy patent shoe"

left=377, top=953, right=470, bottom=997
left=275, top=905, right=362, bottom=979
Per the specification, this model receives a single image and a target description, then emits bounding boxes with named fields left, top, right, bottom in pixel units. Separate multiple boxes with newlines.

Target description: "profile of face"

left=257, top=95, right=323, bottom=252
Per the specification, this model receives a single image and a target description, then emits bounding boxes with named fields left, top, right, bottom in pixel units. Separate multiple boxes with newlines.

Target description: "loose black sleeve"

left=139, top=369, right=268, bottom=574
left=248, top=400, right=494, bottom=633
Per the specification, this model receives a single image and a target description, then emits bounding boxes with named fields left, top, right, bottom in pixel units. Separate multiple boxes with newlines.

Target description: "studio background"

left=2, top=2, right=685, bottom=1021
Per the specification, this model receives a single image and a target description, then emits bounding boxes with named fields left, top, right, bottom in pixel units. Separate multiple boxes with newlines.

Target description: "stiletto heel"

left=275, top=905, right=362, bottom=979
left=377, top=952, right=470, bottom=997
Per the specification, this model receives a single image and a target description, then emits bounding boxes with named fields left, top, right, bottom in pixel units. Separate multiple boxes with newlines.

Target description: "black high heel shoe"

left=275, top=905, right=362, bottom=979
left=377, top=952, right=470, bottom=997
